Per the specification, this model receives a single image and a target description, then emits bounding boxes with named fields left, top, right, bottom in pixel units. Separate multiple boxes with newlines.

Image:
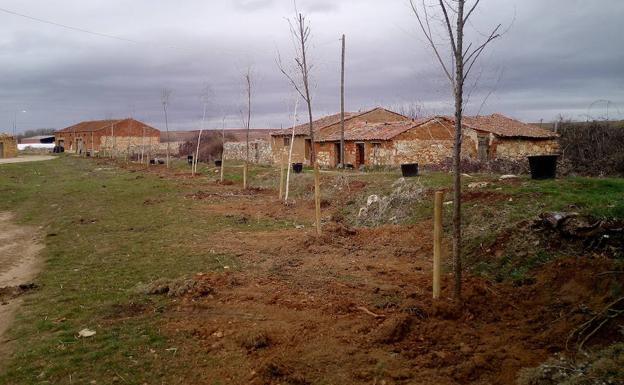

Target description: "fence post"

left=314, top=162, right=321, bottom=235
left=433, top=190, right=444, bottom=299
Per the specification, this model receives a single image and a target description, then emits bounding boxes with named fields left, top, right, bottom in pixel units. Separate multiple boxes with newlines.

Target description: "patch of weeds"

left=517, top=343, right=624, bottom=385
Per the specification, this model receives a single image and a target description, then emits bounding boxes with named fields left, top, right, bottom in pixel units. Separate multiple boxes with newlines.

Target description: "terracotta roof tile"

left=458, top=114, right=558, bottom=138
left=55, top=119, right=126, bottom=133
left=317, top=119, right=429, bottom=142
left=271, top=112, right=359, bottom=137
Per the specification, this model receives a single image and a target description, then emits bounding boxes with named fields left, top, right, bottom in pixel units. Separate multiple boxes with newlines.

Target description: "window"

left=283, top=137, right=290, bottom=147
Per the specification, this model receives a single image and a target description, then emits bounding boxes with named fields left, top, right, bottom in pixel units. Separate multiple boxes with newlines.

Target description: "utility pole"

left=340, top=34, right=346, bottom=166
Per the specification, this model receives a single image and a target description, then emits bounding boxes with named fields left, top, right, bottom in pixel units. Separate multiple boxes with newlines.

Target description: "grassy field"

left=0, top=155, right=622, bottom=384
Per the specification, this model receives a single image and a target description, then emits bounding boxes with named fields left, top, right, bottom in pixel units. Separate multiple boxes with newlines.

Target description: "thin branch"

left=463, top=24, right=501, bottom=81
left=438, top=0, right=458, bottom=56
left=409, top=0, right=453, bottom=83
left=463, top=0, right=481, bottom=23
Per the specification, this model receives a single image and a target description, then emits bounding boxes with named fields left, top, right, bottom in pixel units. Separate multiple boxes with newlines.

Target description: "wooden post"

left=314, top=162, right=321, bottom=235
left=278, top=151, right=285, bottom=200
left=220, top=155, right=225, bottom=182
left=243, top=162, right=248, bottom=189
left=433, top=190, right=444, bottom=299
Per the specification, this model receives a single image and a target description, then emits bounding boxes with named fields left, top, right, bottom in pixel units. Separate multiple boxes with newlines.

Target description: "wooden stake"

left=243, top=162, right=248, bottom=189
left=314, top=162, right=321, bottom=235
left=278, top=152, right=285, bottom=200
left=433, top=190, right=444, bottom=299
left=220, top=154, right=225, bottom=182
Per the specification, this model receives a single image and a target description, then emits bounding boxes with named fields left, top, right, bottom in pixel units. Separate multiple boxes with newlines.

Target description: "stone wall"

left=0, top=135, right=18, bottom=158
left=99, top=136, right=181, bottom=157
left=223, top=140, right=273, bottom=164
left=492, top=138, right=559, bottom=159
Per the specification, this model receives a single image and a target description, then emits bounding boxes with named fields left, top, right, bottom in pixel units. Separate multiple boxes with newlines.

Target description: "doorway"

left=0, top=142, right=4, bottom=158
left=334, top=143, right=341, bottom=167
left=355, top=142, right=365, bottom=168
left=305, top=139, right=311, bottom=163
left=76, top=138, right=84, bottom=154
left=478, top=135, right=489, bottom=162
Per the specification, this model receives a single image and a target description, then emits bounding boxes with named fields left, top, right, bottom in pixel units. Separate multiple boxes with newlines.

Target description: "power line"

left=0, top=7, right=144, bottom=45
left=0, top=6, right=265, bottom=56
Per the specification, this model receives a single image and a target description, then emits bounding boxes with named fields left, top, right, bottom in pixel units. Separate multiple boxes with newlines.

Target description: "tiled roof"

left=271, top=107, right=409, bottom=137
left=55, top=119, right=126, bottom=133
left=271, top=112, right=359, bottom=137
left=458, top=114, right=558, bottom=138
left=316, top=119, right=429, bottom=142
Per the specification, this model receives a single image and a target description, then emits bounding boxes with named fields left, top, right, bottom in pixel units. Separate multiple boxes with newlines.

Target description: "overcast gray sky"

left=1, top=0, right=622, bottom=132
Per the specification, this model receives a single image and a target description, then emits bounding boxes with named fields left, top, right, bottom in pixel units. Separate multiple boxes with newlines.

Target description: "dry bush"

left=558, top=121, right=624, bottom=176
left=178, top=132, right=238, bottom=162
left=516, top=343, right=624, bottom=385
left=357, top=178, right=424, bottom=226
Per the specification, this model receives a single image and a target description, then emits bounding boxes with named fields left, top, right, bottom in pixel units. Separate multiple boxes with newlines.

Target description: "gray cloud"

left=0, top=0, right=622, bottom=133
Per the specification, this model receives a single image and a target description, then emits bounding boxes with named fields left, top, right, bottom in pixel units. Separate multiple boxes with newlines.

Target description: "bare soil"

left=0, top=212, right=43, bottom=362
left=129, top=172, right=622, bottom=384
left=88, top=160, right=624, bottom=383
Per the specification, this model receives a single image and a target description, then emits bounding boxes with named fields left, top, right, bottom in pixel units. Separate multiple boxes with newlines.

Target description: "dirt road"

left=0, top=155, right=56, bottom=164
left=0, top=212, right=43, bottom=361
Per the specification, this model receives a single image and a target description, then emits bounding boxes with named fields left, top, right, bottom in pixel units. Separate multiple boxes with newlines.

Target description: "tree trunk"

left=164, top=106, right=170, bottom=168
left=340, top=34, right=346, bottom=165
left=452, top=1, right=466, bottom=299
left=284, top=99, right=299, bottom=202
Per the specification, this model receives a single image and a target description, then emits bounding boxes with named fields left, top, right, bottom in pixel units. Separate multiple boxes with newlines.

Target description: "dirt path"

left=0, top=155, right=56, bottom=164
left=0, top=212, right=43, bottom=362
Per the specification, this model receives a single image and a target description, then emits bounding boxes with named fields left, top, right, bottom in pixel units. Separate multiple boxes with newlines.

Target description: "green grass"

left=0, top=156, right=286, bottom=384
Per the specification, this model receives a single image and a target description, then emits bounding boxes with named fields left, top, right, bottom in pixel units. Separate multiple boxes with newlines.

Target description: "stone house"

left=54, top=118, right=160, bottom=155
left=270, top=107, right=409, bottom=165
left=219, top=129, right=277, bottom=164
left=0, top=133, right=18, bottom=158
left=314, top=114, right=559, bottom=167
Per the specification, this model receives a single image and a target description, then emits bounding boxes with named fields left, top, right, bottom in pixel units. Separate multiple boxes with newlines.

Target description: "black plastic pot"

left=187, top=155, right=194, bottom=165
left=292, top=163, right=303, bottom=173
left=401, top=163, right=419, bottom=177
left=528, top=155, right=558, bottom=180
left=215, top=160, right=222, bottom=167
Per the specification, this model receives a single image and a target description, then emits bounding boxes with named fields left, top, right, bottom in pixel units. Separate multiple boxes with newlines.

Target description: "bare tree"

left=340, top=34, right=346, bottom=165
left=220, top=115, right=226, bottom=183
left=241, top=69, right=253, bottom=189
left=194, top=85, right=213, bottom=175
left=161, top=88, right=172, bottom=168
left=284, top=98, right=299, bottom=202
left=277, top=11, right=315, bottom=164
left=410, top=0, right=501, bottom=298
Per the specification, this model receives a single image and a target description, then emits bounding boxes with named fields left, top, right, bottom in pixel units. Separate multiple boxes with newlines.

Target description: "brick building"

left=54, top=118, right=160, bottom=155
left=0, top=133, right=18, bottom=158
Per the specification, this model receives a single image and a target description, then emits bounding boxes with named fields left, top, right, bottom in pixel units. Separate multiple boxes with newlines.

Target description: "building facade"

left=54, top=119, right=160, bottom=155
left=271, top=107, right=410, bottom=165
left=315, top=114, right=559, bottom=167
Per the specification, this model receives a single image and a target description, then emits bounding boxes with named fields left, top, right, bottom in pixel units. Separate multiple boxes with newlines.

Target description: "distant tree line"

left=16, top=128, right=55, bottom=140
